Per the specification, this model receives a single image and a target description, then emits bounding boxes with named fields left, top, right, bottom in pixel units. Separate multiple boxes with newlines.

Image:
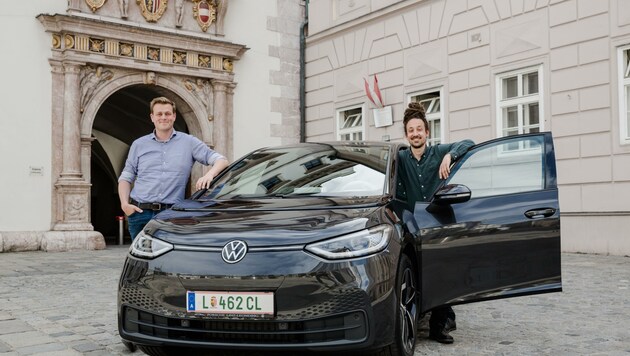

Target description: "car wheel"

left=137, top=345, right=182, bottom=356
left=384, top=254, right=419, bottom=356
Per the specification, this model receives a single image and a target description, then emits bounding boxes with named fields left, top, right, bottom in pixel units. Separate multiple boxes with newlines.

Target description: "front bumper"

left=117, top=248, right=398, bottom=351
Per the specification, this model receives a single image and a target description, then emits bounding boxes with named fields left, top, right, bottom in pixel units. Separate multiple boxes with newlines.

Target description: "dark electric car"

left=118, top=133, right=562, bottom=356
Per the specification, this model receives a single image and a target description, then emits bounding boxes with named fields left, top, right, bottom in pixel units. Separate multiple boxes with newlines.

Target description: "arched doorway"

left=90, top=85, right=191, bottom=244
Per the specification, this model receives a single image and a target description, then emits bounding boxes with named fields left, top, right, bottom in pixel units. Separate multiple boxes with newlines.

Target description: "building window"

left=496, top=66, right=543, bottom=139
left=620, top=46, right=630, bottom=144
left=409, top=89, right=443, bottom=145
left=260, top=174, right=283, bottom=192
left=337, top=106, right=364, bottom=141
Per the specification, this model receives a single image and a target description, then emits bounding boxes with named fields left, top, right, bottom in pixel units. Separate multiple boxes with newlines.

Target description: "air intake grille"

left=123, top=307, right=367, bottom=345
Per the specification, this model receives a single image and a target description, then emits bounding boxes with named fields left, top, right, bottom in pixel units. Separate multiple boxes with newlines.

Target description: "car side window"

left=446, top=135, right=545, bottom=198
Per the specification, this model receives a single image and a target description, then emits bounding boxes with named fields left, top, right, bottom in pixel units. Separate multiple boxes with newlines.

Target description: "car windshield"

left=200, top=143, right=390, bottom=200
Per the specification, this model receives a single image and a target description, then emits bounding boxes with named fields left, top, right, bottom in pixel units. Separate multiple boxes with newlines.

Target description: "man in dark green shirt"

left=396, top=102, right=474, bottom=344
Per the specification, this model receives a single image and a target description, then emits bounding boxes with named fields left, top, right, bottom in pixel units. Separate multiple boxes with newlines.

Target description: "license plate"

left=187, top=291, right=274, bottom=315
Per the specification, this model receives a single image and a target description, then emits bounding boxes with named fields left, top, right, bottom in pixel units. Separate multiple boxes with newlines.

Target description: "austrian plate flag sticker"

left=187, top=291, right=196, bottom=311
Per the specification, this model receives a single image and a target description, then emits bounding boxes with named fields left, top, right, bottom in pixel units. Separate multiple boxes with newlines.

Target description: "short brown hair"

left=403, top=102, right=429, bottom=134
left=150, top=96, right=176, bottom=113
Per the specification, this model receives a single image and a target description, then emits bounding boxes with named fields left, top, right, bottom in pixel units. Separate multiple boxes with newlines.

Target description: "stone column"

left=43, top=62, right=105, bottom=252
left=226, top=83, right=236, bottom=160
left=81, top=136, right=95, bottom=222
left=61, top=62, right=83, bottom=180
left=212, top=80, right=230, bottom=159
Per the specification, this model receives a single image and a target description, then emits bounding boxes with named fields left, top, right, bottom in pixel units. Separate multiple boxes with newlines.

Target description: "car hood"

left=145, top=197, right=385, bottom=247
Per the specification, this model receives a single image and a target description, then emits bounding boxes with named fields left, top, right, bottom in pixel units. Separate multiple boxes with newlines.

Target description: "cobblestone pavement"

left=0, top=246, right=628, bottom=355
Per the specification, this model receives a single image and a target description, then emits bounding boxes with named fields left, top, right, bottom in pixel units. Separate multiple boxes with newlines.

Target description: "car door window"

left=446, top=135, right=545, bottom=198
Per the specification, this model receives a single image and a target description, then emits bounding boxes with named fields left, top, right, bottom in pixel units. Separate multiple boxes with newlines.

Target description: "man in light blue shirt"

left=118, top=96, right=228, bottom=239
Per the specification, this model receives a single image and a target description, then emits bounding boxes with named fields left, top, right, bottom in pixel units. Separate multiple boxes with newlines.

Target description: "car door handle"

left=524, top=208, right=556, bottom=219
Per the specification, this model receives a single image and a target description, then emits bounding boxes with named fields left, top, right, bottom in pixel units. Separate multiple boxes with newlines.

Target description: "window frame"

left=407, top=87, right=444, bottom=146
left=618, top=45, right=630, bottom=145
left=495, top=65, right=544, bottom=139
left=336, top=104, right=366, bottom=141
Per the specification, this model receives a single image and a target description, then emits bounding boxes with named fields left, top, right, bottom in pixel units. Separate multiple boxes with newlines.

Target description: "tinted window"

left=202, top=144, right=389, bottom=199
left=446, top=136, right=544, bottom=198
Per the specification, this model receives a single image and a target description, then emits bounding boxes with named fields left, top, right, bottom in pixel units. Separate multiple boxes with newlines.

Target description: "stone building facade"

left=304, top=0, right=630, bottom=255
left=0, top=0, right=305, bottom=251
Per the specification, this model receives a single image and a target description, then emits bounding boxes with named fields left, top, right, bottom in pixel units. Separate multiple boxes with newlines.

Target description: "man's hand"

left=195, top=158, right=229, bottom=190
left=195, top=174, right=215, bottom=190
left=439, top=154, right=452, bottom=180
left=121, top=202, right=142, bottom=217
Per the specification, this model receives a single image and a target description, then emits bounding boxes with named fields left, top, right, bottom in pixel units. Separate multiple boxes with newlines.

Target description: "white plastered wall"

left=0, top=1, right=66, bottom=231
left=227, top=1, right=283, bottom=159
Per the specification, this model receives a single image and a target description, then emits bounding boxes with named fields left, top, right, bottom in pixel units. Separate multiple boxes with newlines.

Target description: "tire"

left=121, top=339, right=137, bottom=352
left=137, top=345, right=182, bottom=356
left=383, top=254, right=419, bottom=356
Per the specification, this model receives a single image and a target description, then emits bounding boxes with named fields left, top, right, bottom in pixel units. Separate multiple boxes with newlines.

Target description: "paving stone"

left=0, top=340, right=10, bottom=352
left=71, top=342, right=104, bottom=353
left=0, top=331, right=55, bottom=348
left=14, top=342, right=66, bottom=355
left=0, top=319, right=33, bottom=335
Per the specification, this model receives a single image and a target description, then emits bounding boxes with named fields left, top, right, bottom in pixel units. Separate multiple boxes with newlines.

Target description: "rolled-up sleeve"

left=118, top=142, right=138, bottom=183
left=191, top=136, right=226, bottom=166
left=448, top=139, right=475, bottom=161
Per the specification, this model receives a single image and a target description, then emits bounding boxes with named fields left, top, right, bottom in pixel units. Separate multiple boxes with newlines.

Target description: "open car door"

left=413, top=132, right=562, bottom=312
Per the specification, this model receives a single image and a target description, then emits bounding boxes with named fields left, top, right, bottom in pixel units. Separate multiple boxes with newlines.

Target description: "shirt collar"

left=406, top=144, right=431, bottom=161
left=151, top=129, right=178, bottom=142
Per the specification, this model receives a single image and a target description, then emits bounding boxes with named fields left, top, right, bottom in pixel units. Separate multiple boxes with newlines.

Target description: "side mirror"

left=431, top=184, right=471, bottom=205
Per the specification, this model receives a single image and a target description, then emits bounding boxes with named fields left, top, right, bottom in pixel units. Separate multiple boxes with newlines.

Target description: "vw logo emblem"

left=221, top=240, right=248, bottom=264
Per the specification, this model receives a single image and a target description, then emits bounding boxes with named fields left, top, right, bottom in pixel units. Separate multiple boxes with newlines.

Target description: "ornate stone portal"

left=37, top=9, right=246, bottom=251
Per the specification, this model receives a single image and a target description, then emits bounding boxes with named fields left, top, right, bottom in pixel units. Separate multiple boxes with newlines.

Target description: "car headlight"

left=305, top=225, right=391, bottom=260
left=130, top=231, right=173, bottom=259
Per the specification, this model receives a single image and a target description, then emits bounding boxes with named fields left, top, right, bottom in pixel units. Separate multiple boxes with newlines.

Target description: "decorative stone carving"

left=118, top=0, right=129, bottom=18
left=175, top=0, right=185, bottom=28
left=147, top=47, right=160, bottom=61
left=48, top=30, right=239, bottom=73
left=184, top=78, right=213, bottom=120
left=65, top=34, right=75, bottom=49
left=216, top=0, right=228, bottom=34
left=193, top=0, right=216, bottom=32
left=198, top=55, right=211, bottom=68
left=89, top=38, right=105, bottom=53
left=85, top=0, right=107, bottom=12
left=65, top=194, right=87, bottom=221
left=137, top=0, right=168, bottom=22
left=145, top=71, right=157, bottom=85
left=52, top=34, right=61, bottom=49
left=80, top=65, right=114, bottom=112
left=223, top=58, right=233, bottom=72
left=119, top=42, right=134, bottom=56
left=173, top=50, right=187, bottom=65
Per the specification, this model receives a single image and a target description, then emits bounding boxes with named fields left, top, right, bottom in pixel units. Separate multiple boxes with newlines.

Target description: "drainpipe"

left=299, top=0, right=309, bottom=143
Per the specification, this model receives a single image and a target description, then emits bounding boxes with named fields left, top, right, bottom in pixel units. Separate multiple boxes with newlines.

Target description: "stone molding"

left=37, top=14, right=246, bottom=75
left=0, top=231, right=105, bottom=253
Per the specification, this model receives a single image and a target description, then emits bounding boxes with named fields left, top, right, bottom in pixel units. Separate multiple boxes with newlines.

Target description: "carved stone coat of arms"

left=136, top=0, right=168, bottom=22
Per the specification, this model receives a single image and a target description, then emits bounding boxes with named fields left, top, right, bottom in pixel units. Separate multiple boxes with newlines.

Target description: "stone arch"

left=78, top=70, right=221, bottom=242
left=81, top=72, right=213, bottom=146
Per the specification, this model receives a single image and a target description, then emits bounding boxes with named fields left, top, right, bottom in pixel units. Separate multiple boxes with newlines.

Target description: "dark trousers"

left=429, top=305, right=455, bottom=331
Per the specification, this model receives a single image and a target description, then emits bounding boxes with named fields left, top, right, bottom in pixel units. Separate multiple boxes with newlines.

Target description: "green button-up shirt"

left=396, top=140, right=474, bottom=207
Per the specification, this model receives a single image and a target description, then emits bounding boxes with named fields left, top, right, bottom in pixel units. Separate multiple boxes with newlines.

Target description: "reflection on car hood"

left=145, top=197, right=384, bottom=247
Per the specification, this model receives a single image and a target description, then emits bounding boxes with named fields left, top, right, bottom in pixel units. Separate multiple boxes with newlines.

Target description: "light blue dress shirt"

left=119, top=130, right=225, bottom=204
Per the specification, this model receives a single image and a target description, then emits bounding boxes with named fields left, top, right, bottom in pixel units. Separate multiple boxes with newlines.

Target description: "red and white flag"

left=364, top=75, right=384, bottom=108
